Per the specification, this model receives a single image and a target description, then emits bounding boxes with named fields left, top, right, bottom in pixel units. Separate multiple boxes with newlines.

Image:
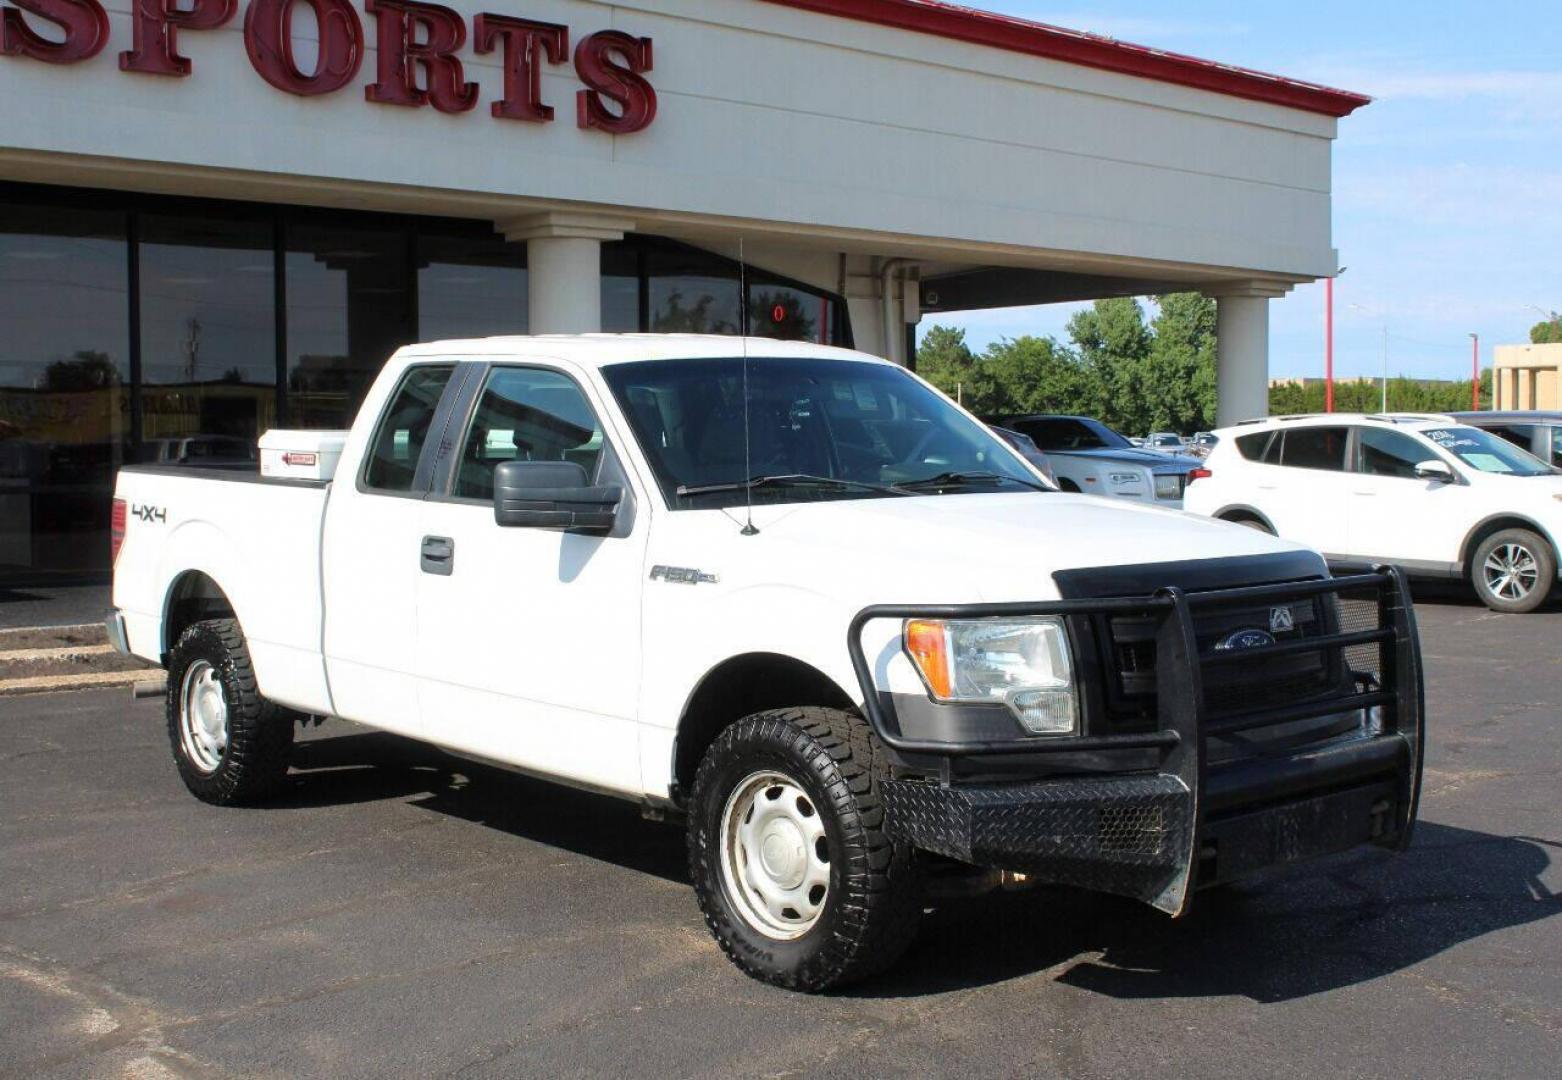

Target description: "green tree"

left=1144, top=293, right=1218, bottom=431
left=915, top=325, right=1003, bottom=412
left=1529, top=311, right=1562, bottom=344
left=1066, top=298, right=1152, bottom=430
left=1267, top=372, right=1492, bottom=415
left=983, top=335, right=1096, bottom=415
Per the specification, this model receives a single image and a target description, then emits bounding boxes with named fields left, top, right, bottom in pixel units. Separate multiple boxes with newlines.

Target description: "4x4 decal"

left=131, top=504, right=167, bottom=524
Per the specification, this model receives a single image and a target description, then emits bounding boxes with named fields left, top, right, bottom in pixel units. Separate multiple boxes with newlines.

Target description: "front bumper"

left=847, top=567, right=1425, bottom=915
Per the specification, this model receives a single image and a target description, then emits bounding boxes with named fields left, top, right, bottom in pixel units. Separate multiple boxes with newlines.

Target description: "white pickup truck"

left=109, top=335, right=1425, bottom=991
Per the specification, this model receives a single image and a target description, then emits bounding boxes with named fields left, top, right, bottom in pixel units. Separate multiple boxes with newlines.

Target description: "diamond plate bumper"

left=849, top=566, right=1425, bottom=917
left=882, top=773, right=1195, bottom=911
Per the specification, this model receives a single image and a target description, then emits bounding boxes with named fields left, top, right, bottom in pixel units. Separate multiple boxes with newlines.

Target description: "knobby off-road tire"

left=688, top=707, right=922, bottom=991
left=1471, top=528, right=1556, bottom=614
left=165, top=618, right=294, bottom=805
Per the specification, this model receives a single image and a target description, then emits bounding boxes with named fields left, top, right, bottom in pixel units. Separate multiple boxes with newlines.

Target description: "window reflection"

left=647, top=246, right=741, bottom=335
left=417, top=229, right=528, bottom=341
left=0, top=206, right=129, bottom=580
left=138, top=215, right=275, bottom=463
left=750, top=282, right=832, bottom=344
left=622, top=240, right=843, bottom=344
left=600, top=242, right=640, bottom=333
left=287, top=225, right=413, bottom=430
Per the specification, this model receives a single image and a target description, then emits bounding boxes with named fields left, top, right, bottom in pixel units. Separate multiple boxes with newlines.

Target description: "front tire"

left=165, top=618, right=294, bottom=805
left=1472, top=528, right=1556, bottom=613
left=687, top=707, right=921, bottom=991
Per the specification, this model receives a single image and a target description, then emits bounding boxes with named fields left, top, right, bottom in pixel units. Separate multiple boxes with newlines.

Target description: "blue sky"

left=918, top=1, right=1562, bottom=382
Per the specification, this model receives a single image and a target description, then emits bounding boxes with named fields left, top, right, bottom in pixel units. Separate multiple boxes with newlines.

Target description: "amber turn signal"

left=904, top=619, right=953, bottom=700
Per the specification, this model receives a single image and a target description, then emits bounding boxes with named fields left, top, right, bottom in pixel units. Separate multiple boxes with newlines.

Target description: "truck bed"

left=112, top=463, right=335, bottom=715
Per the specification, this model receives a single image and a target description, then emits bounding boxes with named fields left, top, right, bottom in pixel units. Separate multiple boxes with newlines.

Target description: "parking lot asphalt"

left=2, top=593, right=1559, bottom=1079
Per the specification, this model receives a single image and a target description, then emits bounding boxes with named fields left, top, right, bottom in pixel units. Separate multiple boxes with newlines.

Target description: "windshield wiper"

left=675, top=473, right=906, bottom=498
left=894, top=470, right=1050, bottom=493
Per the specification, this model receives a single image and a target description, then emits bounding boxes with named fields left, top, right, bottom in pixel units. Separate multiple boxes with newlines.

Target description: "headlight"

left=1154, top=474, right=1184, bottom=500
left=903, top=617, right=1077, bottom=735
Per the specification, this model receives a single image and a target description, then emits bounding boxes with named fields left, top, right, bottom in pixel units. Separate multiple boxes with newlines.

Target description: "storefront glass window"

left=286, top=224, right=413, bottom=429
left=646, top=246, right=742, bottom=335
left=417, top=229, right=528, bottom=340
left=0, top=205, right=129, bottom=580
left=601, top=242, right=640, bottom=333
left=749, top=281, right=835, bottom=344
left=138, top=215, right=276, bottom=462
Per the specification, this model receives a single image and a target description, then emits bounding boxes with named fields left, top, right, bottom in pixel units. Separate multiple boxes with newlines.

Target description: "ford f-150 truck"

left=108, top=335, right=1425, bottom=991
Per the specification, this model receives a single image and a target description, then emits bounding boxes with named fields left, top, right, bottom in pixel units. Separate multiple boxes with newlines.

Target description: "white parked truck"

left=109, top=336, right=1425, bottom=991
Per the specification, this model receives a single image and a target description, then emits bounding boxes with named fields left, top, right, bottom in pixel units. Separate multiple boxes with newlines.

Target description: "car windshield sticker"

left=1464, top=453, right=1513, bottom=473
left=1425, top=428, right=1479, bottom=449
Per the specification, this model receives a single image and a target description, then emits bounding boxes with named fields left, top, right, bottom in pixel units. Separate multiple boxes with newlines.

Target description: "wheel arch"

left=161, top=570, right=237, bottom=661
left=1459, top=514, right=1562, bottom=579
left=671, top=652, right=857, bottom=800
left=1212, top=503, right=1277, bottom=532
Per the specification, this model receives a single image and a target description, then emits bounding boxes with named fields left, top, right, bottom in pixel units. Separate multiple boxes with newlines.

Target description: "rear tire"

left=165, top=618, right=294, bottom=805
left=687, top=707, right=922, bottom=991
left=1471, top=528, right=1555, bottom=613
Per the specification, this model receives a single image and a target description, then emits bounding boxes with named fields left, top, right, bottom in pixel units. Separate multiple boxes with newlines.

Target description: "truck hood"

left=731, top=491, right=1317, bottom=603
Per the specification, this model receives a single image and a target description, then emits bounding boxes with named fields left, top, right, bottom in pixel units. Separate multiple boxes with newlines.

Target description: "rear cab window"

left=362, top=364, right=456, bottom=492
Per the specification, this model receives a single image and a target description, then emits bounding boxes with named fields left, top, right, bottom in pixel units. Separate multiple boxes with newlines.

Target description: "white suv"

left=1184, top=413, right=1562, bottom=612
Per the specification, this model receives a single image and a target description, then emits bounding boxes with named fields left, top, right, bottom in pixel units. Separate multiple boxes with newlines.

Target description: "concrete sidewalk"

left=0, top=623, right=158, bottom=697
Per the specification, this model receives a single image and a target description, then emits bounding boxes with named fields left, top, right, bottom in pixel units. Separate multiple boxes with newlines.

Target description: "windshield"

left=1422, top=427, right=1555, bottom=476
left=602, top=357, right=1038, bottom=508
left=1006, top=416, right=1133, bottom=451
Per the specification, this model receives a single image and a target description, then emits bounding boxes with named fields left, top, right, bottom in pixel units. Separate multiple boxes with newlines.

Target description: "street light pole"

left=1325, top=278, right=1335, bottom=412
left=1380, top=322, right=1389, bottom=413
left=1469, top=332, right=1480, bottom=410
left=1324, top=267, right=1345, bottom=413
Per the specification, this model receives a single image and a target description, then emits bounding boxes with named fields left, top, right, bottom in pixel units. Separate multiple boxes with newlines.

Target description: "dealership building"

left=0, top=0, right=1365, bottom=587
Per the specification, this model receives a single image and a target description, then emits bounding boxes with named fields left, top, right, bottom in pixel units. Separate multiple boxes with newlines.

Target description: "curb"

left=0, top=669, right=167, bottom=698
left=0, top=622, right=160, bottom=697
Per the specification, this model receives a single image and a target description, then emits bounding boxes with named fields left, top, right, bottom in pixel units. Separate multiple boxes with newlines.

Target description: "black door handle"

left=421, top=535, right=454, bottom=576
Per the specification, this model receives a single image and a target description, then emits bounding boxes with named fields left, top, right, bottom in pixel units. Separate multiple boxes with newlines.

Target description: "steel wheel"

left=178, top=659, right=229, bottom=774
left=718, top=770, right=832, bottom=940
left=1483, top=542, right=1540, bottom=602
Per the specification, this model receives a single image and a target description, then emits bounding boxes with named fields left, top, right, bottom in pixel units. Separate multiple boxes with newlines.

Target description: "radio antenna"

left=738, top=237, right=758, bottom=536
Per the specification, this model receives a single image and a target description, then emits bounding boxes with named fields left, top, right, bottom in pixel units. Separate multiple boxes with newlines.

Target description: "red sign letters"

left=0, top=0, right=656, bottom=134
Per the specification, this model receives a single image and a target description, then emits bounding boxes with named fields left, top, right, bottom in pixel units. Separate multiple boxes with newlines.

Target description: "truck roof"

left=393, top=334, right=886, bottom=370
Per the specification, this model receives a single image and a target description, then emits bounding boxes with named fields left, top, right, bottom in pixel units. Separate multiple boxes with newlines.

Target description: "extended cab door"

left=414, top=362, right=647, bottom=794
left=321, top=362, right=461, bottom=736
left=1345, top=426, right=1466, bottom=570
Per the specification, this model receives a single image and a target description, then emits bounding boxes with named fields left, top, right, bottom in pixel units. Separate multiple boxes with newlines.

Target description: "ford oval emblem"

left=1216, top=628, right=1276, bottom=652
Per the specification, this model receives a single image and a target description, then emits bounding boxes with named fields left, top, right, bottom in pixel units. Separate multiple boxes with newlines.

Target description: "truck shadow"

left=277, top=729, right=689, bottom=884
left=858, top=822, right=1559, bottom=1001
left=272, top=731, right=1558, bottom=1002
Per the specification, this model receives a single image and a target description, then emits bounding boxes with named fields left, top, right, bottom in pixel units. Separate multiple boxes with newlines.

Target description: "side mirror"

left=494, top=460, right=621, bottom=533
left=1414, top=459, right=1455, bottom=483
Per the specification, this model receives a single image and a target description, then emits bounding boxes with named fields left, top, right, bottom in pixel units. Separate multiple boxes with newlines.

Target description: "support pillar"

left=1205, top=282, right=1291, bottom=427
left=498, top=212, right=634, bottom=334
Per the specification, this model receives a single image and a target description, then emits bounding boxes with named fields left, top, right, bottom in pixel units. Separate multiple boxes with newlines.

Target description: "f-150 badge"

left=650, top=565, right=719, bottom=585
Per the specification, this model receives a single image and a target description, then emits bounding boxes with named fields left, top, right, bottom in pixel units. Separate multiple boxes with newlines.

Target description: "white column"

left=498, top=212, right=633, bottom=335
left=1206, top=283, right=1290, bottom=427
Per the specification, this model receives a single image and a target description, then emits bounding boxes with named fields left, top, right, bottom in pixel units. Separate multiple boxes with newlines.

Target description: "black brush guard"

left=845, top=567, right=1425, bottom=916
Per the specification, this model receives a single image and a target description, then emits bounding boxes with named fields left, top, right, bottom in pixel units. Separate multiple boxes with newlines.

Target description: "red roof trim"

left=757, top=0, right=1370, bottom=118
